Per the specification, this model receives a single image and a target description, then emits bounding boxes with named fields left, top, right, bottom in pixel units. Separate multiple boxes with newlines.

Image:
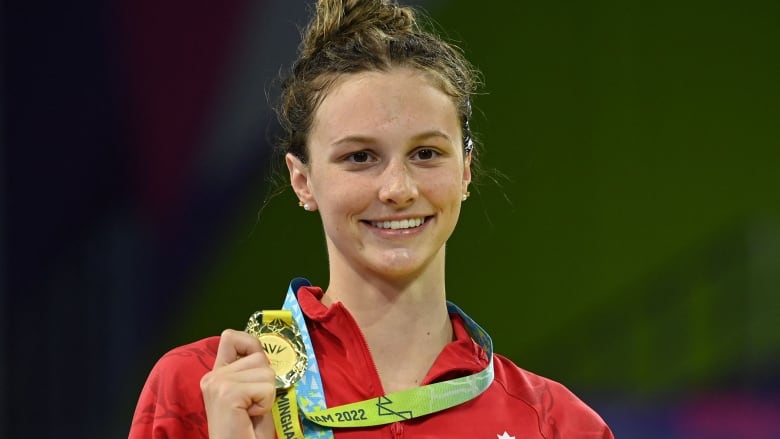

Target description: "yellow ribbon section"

left=263, top=309, right=305, bottom=438
left=272, top=386, right=304, bottom=439
left=262, top=310, right=293, bottom=325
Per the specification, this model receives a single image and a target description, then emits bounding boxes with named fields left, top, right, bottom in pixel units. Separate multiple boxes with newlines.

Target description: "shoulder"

left=491, top=354, right=614, bottom=439
left=155, top=336, right=221, bottom=372
left=129, top=336, right=220, bottom=439
left=141, top=335, right=221, bottom=400
left=143, top=336, right=220, bottom=389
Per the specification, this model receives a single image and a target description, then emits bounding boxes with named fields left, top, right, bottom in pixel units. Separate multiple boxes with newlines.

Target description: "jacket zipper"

left=390, top=422, right=404, bottom=438
left=342, top=307, right=387, bottom=396
left=343, top=308, right=407, bottom=437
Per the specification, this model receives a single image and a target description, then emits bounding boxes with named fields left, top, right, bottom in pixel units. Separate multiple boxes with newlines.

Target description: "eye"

left=346, top=151, right=373, bottom=163
left=412, top=148, right=439, bottom=161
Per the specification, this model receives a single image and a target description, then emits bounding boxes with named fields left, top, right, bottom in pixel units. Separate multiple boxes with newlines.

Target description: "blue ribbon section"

left=283, top=278, right=334, bottom=438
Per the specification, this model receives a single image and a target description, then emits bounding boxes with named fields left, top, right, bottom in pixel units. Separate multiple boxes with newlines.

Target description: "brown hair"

left=275, top=0, right=480, bottom=164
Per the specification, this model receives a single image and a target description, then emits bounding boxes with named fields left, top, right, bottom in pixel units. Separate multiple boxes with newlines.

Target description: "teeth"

left=371, top=217, right=425, bottom=230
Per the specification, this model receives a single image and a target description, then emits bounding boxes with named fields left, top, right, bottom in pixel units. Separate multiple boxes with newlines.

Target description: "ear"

left=286, top=153, right=318, bottom=211
left=462, top=152, right=472, bottom=193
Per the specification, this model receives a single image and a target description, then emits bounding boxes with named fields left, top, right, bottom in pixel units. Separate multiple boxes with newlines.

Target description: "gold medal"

left=246, top=310, right=308, bottom=389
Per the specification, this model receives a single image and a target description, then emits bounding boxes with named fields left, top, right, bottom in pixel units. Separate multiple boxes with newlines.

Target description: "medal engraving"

left=260, top=334, right=297, bottom=376
left=246, top=310, right=308, bottom=389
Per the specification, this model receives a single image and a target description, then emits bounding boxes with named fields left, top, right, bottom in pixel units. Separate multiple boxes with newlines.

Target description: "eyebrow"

left=331, top=130, right=453, bottom=146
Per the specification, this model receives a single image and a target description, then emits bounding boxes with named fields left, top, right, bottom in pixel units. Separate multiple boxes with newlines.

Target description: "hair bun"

left=302, top=0, right=416, bottom=58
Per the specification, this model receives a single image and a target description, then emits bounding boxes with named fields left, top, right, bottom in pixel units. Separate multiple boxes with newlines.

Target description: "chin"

left=367, top=252, right=432, bottom=279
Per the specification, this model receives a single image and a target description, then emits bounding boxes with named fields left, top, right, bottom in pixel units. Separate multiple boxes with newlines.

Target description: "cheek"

left=315, top=172, right=374, bottom=216
left=424, top=170, right=464, bottom=201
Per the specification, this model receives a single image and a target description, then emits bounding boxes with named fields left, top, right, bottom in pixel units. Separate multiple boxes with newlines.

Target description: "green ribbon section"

left=298, top=301, right=495, bottom=428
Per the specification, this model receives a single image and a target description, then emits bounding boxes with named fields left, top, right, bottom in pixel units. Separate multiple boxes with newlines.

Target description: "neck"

left=323, top=266, right=453, bottom=393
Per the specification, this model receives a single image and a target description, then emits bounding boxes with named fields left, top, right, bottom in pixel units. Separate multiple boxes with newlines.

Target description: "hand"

left=200, top=329, right=277, bottom=439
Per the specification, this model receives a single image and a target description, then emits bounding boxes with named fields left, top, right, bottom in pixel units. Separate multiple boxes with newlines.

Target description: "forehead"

left=310, top=68, right=460, bottom=143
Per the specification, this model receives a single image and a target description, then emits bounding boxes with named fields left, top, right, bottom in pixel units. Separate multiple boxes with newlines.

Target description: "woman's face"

left=287, top=68, right=471, bottom=282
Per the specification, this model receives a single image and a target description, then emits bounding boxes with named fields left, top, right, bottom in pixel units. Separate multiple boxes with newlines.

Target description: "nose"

left=378, top=159, right=418, bottom=207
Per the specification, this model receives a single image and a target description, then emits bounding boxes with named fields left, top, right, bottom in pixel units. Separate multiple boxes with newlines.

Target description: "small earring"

left=462, top=191, right=470, bottom=202
left=298, top=200, right=311, bottom=211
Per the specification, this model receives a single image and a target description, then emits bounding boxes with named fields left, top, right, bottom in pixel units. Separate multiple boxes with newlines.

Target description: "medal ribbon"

left=262, top=311, right=306, bottom=439
left=281, top=278, right=495, bottom=435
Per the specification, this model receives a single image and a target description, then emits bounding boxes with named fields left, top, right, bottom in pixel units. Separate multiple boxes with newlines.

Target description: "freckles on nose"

left=380, top=163, right=418, bottom=203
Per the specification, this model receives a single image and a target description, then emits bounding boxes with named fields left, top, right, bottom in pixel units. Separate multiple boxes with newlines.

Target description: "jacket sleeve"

left=128, top=337, right=220, bottom=439
left=542, top=379, right=615, bottom=439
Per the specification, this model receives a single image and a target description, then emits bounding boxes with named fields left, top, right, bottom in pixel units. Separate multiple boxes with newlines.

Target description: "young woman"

left=129, top=1, right=614, bottom=438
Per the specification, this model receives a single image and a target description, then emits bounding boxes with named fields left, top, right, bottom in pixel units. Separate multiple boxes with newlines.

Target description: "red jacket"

left=130, top=286, right=613, bottom=438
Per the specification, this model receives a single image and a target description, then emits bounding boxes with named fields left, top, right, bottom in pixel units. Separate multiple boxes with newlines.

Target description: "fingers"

left=214, top=355, right=276, bottom=382
left=201, top=375, right=276, bottom=413
left=214, top=328, right=267, bottom=367
left=201, top=329, right=278, bottom=439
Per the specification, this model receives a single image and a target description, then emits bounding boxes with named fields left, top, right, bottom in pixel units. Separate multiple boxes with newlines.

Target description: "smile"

left=368, top=217, right=427, bottom=230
